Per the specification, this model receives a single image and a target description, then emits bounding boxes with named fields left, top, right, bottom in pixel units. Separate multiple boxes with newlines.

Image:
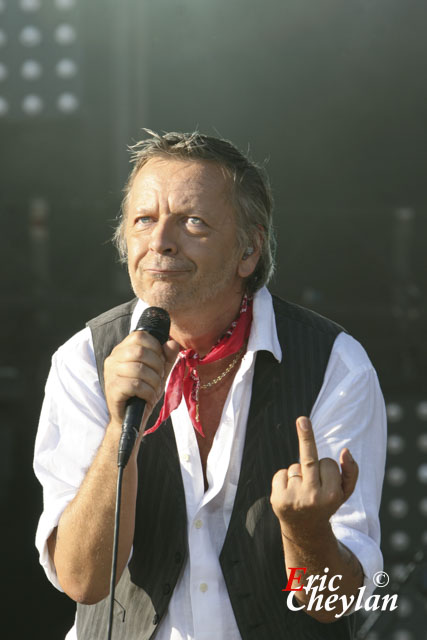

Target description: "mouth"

left=143, top=268, right=191, bottom=277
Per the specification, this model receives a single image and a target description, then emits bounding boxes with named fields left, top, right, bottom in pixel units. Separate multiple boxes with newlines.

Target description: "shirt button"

left=194, top=519, right=203, bottom=529
left=182, top=453, right=190, bottom=462
left=200, top=582, right=208, bottom=593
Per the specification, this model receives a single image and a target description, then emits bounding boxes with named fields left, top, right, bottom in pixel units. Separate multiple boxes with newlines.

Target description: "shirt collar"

left=130, top=286, right=282, bottom=363
left=248, top=286, right=282, bottom=362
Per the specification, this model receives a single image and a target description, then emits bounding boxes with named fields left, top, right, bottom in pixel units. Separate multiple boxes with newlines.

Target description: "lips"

left=144, top=268, right=189, bottom=274
left=142, top=262, right=191, bottom=274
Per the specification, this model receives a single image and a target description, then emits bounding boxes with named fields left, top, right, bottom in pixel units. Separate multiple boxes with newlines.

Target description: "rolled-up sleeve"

left=33, top=327, right=109, bottom=590
left=310, top=331, right=387, bottom=601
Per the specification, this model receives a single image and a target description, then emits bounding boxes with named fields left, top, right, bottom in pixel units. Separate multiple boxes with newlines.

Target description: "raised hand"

left=270, top=416, right=358, bottom=540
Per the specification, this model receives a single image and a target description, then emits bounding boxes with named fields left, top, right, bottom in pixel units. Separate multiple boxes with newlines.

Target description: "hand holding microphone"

left=104, top=307, right=180, bottom=467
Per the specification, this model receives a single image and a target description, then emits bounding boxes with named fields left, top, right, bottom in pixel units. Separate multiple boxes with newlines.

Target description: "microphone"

left=117, top=306, right=171, bottom=468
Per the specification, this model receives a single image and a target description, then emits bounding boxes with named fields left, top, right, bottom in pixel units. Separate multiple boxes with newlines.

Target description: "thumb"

left=340, top=448, right=359, bottom=502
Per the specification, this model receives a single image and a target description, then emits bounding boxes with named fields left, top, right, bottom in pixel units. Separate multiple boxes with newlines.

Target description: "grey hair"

left=113, top=129, right=276, bottom=295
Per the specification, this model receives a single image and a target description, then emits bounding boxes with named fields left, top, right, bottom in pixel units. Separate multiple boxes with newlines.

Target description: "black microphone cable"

left=107, top=307, right=170, bottom=640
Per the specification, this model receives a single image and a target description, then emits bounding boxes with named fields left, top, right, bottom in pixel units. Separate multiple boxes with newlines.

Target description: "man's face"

left=125, top=157, right=254, bottom=316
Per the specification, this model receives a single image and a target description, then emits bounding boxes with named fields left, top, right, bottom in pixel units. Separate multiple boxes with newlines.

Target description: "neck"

left=169, top=297, right=243, bottom=356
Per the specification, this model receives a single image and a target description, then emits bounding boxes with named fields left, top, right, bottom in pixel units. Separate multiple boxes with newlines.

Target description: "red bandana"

left=145, top=296, right=253, bottom=438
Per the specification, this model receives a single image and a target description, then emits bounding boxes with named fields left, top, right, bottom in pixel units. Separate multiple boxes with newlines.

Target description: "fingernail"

left=297, top=417, right=310, bottom=431
left=347, top=449, right=354, bottom=462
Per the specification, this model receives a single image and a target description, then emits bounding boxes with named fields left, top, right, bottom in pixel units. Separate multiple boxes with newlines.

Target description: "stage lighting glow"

left=418, top=497, right=427, bottom=516
left=386, top=402, right=404, bottom=422
left=390, top=531, right=410, bottom=551
left=387, top=434, right=405, bottom=454
left=0, top=63, right=7, bottom=81
left=20, top=25, right=42, bottom=47
left=21, top=60, right=42, bottom=80
left=396, top=597, right=413, bottom=618
left=22, top=94, right=43, bottom=115
left=390, top=564, right=407, bottom=582
left=388, top=498, right=409, bottom=518
left=417, top=433, right=427, bottom=452
left=56, top=58, right=77, bottom=78
left=416, top=401, right=427, bottom=420
left=20, top=0, right=41, bottom=11
left=416, top=463, right=427, bottom=483
left=57, top=92, right=78, bottom=113
left=55, top=0, right=76, bottom=9
left=392, top=631, right=413, bottom=640
left=0, top=96, right=9, bottom=116
left=386, top=466, right=407, bottom=486
left=54, top=24, right=76, bottom=45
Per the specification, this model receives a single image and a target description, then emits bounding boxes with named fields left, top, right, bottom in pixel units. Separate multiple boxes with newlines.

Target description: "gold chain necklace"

left=195, top=345, right=246, bottom=422
left=200, top=345, right=246, bottom=390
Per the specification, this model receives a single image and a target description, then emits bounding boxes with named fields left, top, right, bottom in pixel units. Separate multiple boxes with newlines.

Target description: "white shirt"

left=34, top=287, right=386, bottom=640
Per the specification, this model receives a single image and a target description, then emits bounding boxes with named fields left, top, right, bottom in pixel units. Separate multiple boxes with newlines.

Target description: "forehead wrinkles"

left=128, top=158, right=233, bottom=215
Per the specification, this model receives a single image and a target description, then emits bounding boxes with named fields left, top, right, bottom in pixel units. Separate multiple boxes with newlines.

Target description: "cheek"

left=126, top=234, right=148, bottom=263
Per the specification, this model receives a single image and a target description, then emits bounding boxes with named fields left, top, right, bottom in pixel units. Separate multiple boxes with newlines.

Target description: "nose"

left=148, top=216, right=178, bottom=255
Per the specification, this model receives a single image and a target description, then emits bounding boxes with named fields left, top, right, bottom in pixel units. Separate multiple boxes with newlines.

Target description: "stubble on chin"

left=128, top=256, right=243, bottom=315
left=129, top=276, right=190, bottom=313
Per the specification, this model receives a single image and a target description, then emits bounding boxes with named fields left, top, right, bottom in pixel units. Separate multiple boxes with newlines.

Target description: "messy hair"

left=113, top=129, right=276, bottom=295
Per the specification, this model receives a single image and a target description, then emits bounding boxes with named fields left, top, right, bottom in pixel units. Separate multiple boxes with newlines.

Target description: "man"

left=34, top=130, right=386, bottom=639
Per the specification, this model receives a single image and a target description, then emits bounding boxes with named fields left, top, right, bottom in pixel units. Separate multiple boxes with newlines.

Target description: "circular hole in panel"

left=0, top=30, right=7, bottom=47
left=0, top=63, right=8, bottom=81
left=419, top=498, right=427, bottom=516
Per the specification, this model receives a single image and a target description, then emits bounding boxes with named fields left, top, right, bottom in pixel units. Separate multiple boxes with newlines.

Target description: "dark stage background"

left=1, top=1, right=426, bottom=638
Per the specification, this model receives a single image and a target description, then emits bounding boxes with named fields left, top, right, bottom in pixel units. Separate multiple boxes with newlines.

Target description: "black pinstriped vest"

left=76, top=295, right=355, bottom=639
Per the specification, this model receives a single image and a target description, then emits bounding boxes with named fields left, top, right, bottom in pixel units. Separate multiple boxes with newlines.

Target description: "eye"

left=186, top=216, right=205, bottom=228
left=135, top=215, right=154, bottom=226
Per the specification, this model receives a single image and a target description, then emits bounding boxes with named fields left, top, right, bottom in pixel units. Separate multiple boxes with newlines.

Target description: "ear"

left=237, top=227, right=263, bottom=279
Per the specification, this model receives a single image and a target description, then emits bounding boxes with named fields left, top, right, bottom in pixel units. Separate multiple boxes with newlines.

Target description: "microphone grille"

left=136, top=306, right=171, bottom=345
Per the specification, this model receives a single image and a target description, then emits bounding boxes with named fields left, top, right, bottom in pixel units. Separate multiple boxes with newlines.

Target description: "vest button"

left=152, top=614, right=160, bottom=625
left=175, top=551, right=182, bottom=564
left=163, top=583, right=171, bottom=595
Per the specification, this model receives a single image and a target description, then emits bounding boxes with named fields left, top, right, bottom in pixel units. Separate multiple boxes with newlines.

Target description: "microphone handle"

left=117, top=396, right=146, bottom=468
